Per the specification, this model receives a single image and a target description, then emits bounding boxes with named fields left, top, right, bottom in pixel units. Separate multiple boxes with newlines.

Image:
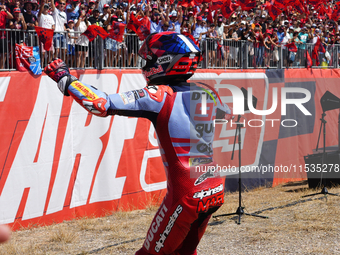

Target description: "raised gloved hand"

left=44, top=58, right=70, bottom=83
left=44, top=58, right=76, bottom=96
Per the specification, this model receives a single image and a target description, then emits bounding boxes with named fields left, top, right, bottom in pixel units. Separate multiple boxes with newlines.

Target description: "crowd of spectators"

left=1, top=0, right=340, bottom=70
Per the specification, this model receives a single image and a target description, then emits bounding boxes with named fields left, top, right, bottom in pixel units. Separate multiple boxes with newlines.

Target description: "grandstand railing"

left=0, top=29, right=339, bottom=71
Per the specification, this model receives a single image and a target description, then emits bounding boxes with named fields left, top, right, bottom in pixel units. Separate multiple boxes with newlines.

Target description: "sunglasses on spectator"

left=59, top=3, right=66, bottom=5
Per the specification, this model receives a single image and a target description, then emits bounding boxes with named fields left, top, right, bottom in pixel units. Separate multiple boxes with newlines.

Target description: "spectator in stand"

left=105, top=12, right=118, bottom=68
left=9, top=7, right=26, bottom=46
left=254, top=23, right=265, bottom=67
left=124, top=4, right=138, bottom=67
left=66, top=19, right=77, bottom=67
left=97, top=0, right=111, bottom=13
left=297, top=26, right=312, bottom=67
left=168, top=6, right=182, bottom=34
left=88, top=6, right=104, bottom=25
left=159, top=0, right=167, bottom=13
left=116, top=4, right=126, bottom=21
left=146, top=3, right=166, bottom=33
left=51, top=0, right=67, bottom=60
left=38, top=0, right=55, bottom=67
left=74, top=9, right=89, bottom=68
left=181, top=16, right=191, bottom=34
left=88, top=7, right=104, bottom=67
left=263, top=29, right=274, bottom=68
left=192, top=16, right=204, bottom=40
left=100, top=3, right=110, bottom=22
left=23, top=0, right=38, bottom=46
left=7, top=0, right=21, bottom=15
left=281, top=26, right=291, bottom=67
left=0, top=4, right=13, bottom=69
left=66, top=0, right=80, bottom=22
left=207, top=22, right=218, bottom=67
left=87, top=0, right=98, bottom=17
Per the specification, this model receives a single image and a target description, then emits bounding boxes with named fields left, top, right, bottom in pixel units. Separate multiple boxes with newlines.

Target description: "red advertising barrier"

left=0, top=69, right=339, bottom=230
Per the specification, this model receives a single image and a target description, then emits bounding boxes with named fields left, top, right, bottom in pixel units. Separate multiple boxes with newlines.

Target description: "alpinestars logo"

left=193, top=184, right=224, bottom=200
left=154, top=205, right=183, bottom=252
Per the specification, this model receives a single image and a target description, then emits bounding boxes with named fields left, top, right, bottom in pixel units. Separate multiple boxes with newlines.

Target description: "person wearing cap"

left=146, top=2, right=166, bottom=33
left=66, top=19, right=78, bottom=67
left=98, top=0, right=111, bottom=14
left=51, top=0, right=67, bottom=60
left=22, top=0, right=38, bottom=47
left=87, top=8, right=104, bottom=68
left=88, top=7, right=104, bottom=26
left=168, top=5, right=183, bottom=34
left=66, top=0, right=80, bottom=22
left=192, top=16, right=205, bottom=40
left=87, top=0, right=97, bottom=15
left=37, top=0, right=55, bottom=66
left=180, top=16, right=191, bottom=34
left=297, top=26, right=312, bottom=65
left=74, top=6, right=90, bottom=68
left=8, top=7, right=26, bottom=60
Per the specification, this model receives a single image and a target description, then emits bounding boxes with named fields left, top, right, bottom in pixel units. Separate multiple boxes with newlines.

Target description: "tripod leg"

left=245, top=213, right=269, bottom=219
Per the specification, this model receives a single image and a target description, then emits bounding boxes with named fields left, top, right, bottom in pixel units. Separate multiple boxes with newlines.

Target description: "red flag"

left=308, top=0, right=319, bottom=6
left=221, top=0, right=234, bottom=19
left=137, top=16, right=151, bottom=41
left=273, top=0, right=286, bottom=9
left=82, top=25, right=109, bottom=42
left=127, top=13, right=141, bottom=34
left=35, top=26, right=54, bottom=51
left=109, top=21, right=126, bottom=43
left=318, top=4, right=326, bottom=18
left=332, top=3, right=340, bottom=21
left=326, top=6, right=333, bottom=19
left=285, top=42, right=298, bottom=52
left=294, top=0, right=305, bottom=14
left=242, top=1, right=257, bottom=11
left=312, top=37, right=325, bottom=66
left=15, top=43, right=32, bottom=72
left=210, top=0, right=224, bottom=11
left=306, top=50, right=312, bottom=69
left=178, top=0, right=195, bottom=8
left=266, top=3, right=282, bottom=20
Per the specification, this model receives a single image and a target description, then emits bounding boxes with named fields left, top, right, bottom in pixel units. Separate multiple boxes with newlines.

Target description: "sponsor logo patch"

left=189, top=157, right=213, bottom=166
left=144, top=204, right=168, bottom=251
left=138, top=89, right=145, bottom=98
left=196, top=193, right=224, bottom=213
left=193, top=184, right=223, bottom=200
left=155, top=205, right=183, bottom=252
left=119, top=91, right=136, bottom=105
left=157, top=55, right=172, bottom=64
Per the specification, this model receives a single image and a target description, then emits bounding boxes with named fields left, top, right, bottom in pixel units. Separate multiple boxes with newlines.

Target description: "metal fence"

left=1, top=28, right=339, bottom=71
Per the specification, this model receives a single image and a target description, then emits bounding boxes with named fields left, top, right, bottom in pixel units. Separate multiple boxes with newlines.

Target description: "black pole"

left=213, top=115, right=268, bottom=223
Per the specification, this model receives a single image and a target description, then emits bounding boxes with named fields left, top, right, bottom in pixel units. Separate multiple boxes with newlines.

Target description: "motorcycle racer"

left=45, top=31, right=231, bottom=255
